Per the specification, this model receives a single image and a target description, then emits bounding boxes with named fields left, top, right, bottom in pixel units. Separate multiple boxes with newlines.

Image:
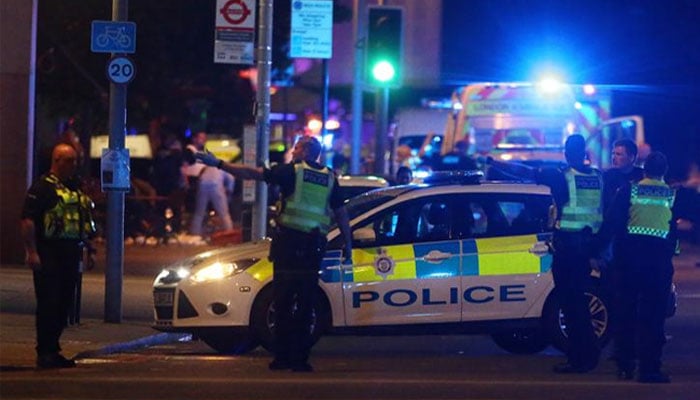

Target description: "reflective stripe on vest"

left=278, top=162, right=333, bottom=234
left=559, top=168, right=603, bottom=233
left=627, top=178, right=674, bottom=239
left=43, top=175, right=96, bottom=240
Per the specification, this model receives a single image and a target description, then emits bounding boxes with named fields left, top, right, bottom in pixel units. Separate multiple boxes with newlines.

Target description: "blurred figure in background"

left=184, top=131, right=235, bottom=239
left=603, top=139, right=644, bottom=212
left=395, top=166, right=413, bottom=185
left=151, top=134, right=186, bottom=241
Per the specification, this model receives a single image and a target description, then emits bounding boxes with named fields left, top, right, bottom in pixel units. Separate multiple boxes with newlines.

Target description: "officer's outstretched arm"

left=333, top=206, right=352, bottom=262
left=195, top=151, right=264, bottom=181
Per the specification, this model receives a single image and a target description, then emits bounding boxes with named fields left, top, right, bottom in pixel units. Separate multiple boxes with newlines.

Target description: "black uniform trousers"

left=614, top=235, right=673, bottom=375
left=551, top=230, right=600, bottom=369
left=270, top=227, right=326, bottom=366
left=33, top=243, right=81, bottom=356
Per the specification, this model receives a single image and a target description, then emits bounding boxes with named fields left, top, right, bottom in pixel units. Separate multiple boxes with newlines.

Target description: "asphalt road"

left=1, top=242, right=699, bottom=399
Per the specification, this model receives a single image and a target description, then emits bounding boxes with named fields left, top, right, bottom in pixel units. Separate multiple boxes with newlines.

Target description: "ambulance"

left=152, top=172, right=613, bottom=355
left=442, top=82, right=645, bottom=172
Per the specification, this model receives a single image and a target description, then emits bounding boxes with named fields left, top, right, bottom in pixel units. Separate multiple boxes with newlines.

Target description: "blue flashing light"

left=537, top=78, right=563, bottom=93
left=322, top=133, right=334, bottom=148
left=583, top=84, right=596, bottom=96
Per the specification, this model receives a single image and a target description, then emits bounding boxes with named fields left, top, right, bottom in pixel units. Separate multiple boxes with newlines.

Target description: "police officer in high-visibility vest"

left=21, top=143, right=96, bottom=369
left=196, top=136, right=352, bottom=372
left=599, top=151, right=677, bottom=383
left=537, top=134, right=603, bottom=374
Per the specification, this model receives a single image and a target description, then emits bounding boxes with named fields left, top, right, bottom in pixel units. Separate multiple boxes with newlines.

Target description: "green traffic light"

left=372, top=60, right=396, bottom=83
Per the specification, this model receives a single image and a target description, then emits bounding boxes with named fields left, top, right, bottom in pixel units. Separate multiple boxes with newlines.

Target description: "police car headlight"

left=190, top=259, right=258, bottom=283
left=155, top=267, right=190, bottom=284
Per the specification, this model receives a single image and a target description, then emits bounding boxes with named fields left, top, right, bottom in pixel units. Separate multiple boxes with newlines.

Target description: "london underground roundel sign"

left=220, top=0, right=251, bottom=25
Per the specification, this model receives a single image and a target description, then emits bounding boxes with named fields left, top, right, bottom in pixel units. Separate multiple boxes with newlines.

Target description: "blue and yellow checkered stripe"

left=318, top=233, right=552, bottom=283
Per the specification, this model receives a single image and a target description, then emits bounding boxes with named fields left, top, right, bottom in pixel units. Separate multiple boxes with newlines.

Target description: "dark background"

left=35, top=0, right=700, bottom=179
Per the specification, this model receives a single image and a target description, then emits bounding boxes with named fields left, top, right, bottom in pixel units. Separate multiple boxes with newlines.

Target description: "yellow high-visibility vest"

left=279, top=162, right=333, bottom=234
left=43, top=174, right=96, bottom=240
left=558, top=168, right=603, bottom=233
left=627, top=178, right=675, bottom=239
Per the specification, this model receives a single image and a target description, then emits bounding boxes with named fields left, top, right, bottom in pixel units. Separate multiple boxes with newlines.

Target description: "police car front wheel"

left=543, top=284, right=611, bottom=353
left=250, top=285, right=332, bottom=354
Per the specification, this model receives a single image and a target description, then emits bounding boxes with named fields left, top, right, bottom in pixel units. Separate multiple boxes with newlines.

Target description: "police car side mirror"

left=352, top=227, right=376, bottom=244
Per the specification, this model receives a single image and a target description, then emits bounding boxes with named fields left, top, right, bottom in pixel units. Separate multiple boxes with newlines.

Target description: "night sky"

left=441, top=0, right=700, bottom=177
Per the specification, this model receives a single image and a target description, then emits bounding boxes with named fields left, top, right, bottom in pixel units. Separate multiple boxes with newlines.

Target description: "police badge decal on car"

left=374, top=248, right=396, bottom=280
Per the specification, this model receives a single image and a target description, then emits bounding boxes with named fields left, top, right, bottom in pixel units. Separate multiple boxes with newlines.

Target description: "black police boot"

left=37, top=353, right=76, bottom=369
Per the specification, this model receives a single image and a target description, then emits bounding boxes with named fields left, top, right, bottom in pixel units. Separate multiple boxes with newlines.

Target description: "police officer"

left=538, top=134, right=603, bottom=373
left=196, top=136, right=352, bottom=372
left=20, top=144, right=96, bottom=369
left=483, top=135, right=605, bottom=374
left=599, top=152, right=676, bottom=383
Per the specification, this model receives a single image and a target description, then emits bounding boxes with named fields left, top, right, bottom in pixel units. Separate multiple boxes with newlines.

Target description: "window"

left=329, top=196, right=456, bottom=249
left=455, top=194, right=552, bottom=238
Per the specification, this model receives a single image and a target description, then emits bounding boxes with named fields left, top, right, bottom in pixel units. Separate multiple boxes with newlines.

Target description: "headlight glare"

left=191, top=262, right=235, bottom=283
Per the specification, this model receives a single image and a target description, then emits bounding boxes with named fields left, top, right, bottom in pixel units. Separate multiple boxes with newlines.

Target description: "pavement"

left=0, top=240, right=217, bottom=370
left=1, top=237, right=699, bottom=371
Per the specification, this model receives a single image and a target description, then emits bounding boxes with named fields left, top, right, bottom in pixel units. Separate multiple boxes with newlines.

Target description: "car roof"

left=368, top=181, right=551, bottom=198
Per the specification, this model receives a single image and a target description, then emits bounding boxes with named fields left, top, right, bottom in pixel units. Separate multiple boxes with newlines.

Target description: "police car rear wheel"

left=543, top=285, right=611, bottom=353
left=491, top=329, right=548, bottom=354
left=250, top=285, right=331, bottom=353
left=197, top=328, right=258, bottom=355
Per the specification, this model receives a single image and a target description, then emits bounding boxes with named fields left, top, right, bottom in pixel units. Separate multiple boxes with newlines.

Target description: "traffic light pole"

left=373, top=87, right=389, bottom=176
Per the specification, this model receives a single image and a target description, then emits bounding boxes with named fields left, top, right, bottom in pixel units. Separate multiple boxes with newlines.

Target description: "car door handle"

left=529, top=242, right=550, bottom=256
left=424, top=250, right=452, bottom=263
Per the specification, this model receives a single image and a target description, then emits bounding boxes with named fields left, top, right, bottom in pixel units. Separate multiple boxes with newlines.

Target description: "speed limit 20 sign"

left=106, top=56, right=136, bottom=84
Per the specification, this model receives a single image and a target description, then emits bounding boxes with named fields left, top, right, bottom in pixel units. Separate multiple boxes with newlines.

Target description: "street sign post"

left=91, top=21, right=136, bottom=53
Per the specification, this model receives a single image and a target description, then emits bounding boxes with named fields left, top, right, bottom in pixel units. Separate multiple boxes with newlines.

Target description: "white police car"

left=153, top=171, right=610, bottom=355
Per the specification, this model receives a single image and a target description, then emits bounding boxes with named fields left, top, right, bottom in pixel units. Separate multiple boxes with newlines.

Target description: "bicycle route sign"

left=91, top=21, right=136, bottom=53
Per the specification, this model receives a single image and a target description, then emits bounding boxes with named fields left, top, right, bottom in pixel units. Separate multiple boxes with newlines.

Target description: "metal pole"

left=321, top=58, right=329, bottom=146
left=104, top=0, right=127, bottom=323
left=252, top=0, right=273, bottom=240
left=373, top=87, right=389, bottom=176
left=350, top=0, right=366, bottom=174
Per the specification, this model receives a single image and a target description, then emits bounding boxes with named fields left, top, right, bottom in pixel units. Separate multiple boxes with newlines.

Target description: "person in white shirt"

left=183, top=132, right=235, bottom=236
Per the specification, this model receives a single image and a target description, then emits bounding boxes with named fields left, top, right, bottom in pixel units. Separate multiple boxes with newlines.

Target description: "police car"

left=153, top=171, right=610, bottom=355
